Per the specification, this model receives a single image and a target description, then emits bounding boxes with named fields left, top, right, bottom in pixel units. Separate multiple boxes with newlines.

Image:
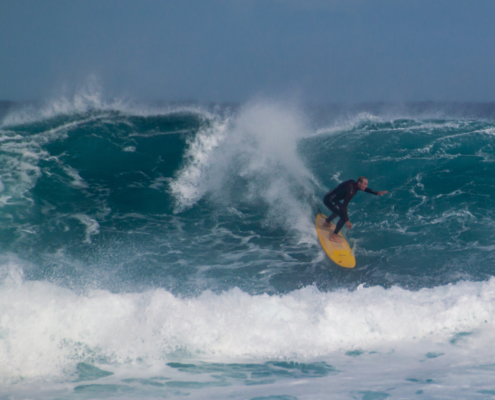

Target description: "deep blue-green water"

left=2, top=94, right=495, bottom=399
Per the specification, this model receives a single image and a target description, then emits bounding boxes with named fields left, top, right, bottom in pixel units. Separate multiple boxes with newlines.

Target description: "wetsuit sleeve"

left=365, top=187, right=379, bottom=195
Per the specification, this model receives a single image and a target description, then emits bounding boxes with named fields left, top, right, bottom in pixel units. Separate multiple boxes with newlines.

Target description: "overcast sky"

left=1, top=0, right=495, bottom=103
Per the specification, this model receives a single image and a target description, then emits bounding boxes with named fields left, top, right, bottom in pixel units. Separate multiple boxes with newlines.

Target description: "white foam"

left=170, top=100, right=319, bottom=241
left=1, top=257, right=495, bottom=383
left=0, top=110, right=89, bottom=213
left=63, top=166, right=89, bottom=189
left=169, top=116, right=230, bottom=210
left=71, top=214, right=100, bottom=243
left=313, top=112, right=467, bottom=141
left=1, top=78, right=215, bottom=129
left=313, top=112, right=384, bottom=138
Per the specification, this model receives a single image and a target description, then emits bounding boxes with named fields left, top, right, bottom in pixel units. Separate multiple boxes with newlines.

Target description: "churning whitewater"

left=2, top=93, right=495, bottom=399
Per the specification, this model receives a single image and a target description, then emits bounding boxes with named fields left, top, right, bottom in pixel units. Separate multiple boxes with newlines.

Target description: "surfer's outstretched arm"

left=364, top=187, right=387, bottom=196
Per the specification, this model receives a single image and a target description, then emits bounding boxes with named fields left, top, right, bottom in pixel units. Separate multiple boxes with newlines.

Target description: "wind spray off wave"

left=170, top=101, right=319, bottom=241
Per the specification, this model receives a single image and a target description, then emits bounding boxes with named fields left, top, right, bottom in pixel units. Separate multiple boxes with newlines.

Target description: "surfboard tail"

left=315, top=213, right=356, bottom=268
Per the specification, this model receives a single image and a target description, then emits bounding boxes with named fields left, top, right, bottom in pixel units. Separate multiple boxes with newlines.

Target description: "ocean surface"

left=2, top=93, right=495, bottom=399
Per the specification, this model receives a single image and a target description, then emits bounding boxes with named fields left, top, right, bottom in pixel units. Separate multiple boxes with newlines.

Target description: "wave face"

left=2, top=97, right=495, bottom=399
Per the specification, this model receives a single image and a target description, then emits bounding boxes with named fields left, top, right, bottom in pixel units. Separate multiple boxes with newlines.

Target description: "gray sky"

left=1, top=0, right=495, bottom=103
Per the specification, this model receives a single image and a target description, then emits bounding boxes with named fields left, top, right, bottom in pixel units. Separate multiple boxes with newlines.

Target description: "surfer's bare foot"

left=329, top=233, right=344, bottom=243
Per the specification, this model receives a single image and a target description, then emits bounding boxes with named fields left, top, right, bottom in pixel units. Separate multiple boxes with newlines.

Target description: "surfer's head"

left=357, top=176, right=368, bottom=190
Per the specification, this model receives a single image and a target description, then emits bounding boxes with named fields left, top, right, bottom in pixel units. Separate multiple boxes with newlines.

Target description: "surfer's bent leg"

left=333, top=217, right=346, bottom=234
left=323, top=194, right=346, bottom=230
left=326, top=212, right=338, bottom=223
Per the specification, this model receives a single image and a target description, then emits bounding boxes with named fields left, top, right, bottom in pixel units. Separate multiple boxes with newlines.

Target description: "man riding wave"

left=323, top=177, right=387, bottom=243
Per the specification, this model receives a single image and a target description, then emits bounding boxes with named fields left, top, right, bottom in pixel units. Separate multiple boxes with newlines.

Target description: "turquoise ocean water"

left=2, top=93, right=495, bottom=399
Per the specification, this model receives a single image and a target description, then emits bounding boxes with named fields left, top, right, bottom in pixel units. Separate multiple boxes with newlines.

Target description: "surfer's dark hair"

left=357, top=176, right=367, bottom=183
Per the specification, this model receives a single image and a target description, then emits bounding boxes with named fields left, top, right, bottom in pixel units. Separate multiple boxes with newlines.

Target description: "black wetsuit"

left=323, top=180, right=379, bottom=234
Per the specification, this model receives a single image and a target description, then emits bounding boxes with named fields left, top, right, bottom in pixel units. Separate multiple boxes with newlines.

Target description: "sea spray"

left=171, top=100, right=319, bottom=241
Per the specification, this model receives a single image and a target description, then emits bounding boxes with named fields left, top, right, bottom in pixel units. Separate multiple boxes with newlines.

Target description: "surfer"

left=323, top=177, right=387, bottom=243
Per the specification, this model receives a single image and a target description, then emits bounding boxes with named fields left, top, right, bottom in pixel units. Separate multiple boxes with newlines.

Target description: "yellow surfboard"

left=316, top=213, right=356, bottom=268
